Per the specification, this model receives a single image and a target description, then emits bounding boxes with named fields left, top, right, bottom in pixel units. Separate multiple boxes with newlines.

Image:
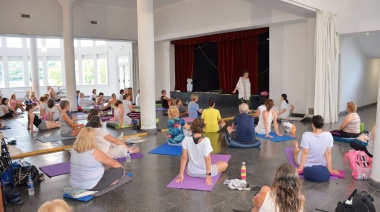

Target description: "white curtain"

left=132, top=42, right=140, bottom=103
left=314, top=10, right=340, bottom=123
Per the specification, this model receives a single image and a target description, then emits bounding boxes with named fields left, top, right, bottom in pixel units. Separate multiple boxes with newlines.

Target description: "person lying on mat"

left=87, top=115, right=140, bottom=158
left=102, top=93, right=117, bottom=111
left=26, top=104, right=60, bottom=132
left=175, top=99, right=188, bottom=116
left=176, top=118, right=228, bottom=185
left=47, top=99, right=61, bottom=122
left=202, top=99, right=226, bottom=133
left=350, top=125, right=375, bottom=158
left=161, top=90, right=174, bottom=109
left=113, top=100, right=133, bottom=127
left=60, top=100, right=84, bottom=137
left=330, top=101, right=361, bottom=138
left=252, top=163, right=305, bottom=212
left=255, top=99, right=282, bottom=138
left=78, top=93, right=95, bottom=108
left=70, top=128, right=125, bottom=191
left=167, top=106, right=190, bottom=146
left=293, top=115, right=339, bottom=180
left=188, top=94, right=203, bottom=119
left=227, top=103, right=255, bottom=143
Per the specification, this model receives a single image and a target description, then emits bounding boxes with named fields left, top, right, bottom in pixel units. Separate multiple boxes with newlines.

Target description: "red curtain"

left=218, top=36, right=258, bottom=94
left=174, top=44, right=194, bottom=91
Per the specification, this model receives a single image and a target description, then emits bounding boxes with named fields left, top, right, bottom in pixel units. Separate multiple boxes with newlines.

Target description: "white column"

left=155, top=41, right=171, bottom=100
left=57, top=0, right=77, bottom=111
left=22, top=56, right=29, bottom=87
left=29, top=38, right=40, bottom=97
left=137, top=0, right=156, bottom=130
left=369, top=71, right=380, bottom=189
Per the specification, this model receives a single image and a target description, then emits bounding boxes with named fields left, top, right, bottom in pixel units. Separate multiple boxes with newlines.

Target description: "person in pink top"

left=9, top=94, right=25, bottom=113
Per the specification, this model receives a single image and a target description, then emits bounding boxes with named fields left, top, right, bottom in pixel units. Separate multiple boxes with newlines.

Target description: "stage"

left=170, top=92, right=260, bottom=109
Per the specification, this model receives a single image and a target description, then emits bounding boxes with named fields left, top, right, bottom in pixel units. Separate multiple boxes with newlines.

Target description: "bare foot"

left=293, top=140, right=299, bottom=151
left=130, top=146, right=140, bottom=154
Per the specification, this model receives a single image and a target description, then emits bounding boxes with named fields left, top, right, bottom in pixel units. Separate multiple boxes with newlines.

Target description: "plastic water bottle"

left=43, top=114, right=46, bottom=121
left=119, top=132, right=124, bottom=141
left=241, top=162, right=246, bottom=180
left=291, top=124, right=296, bottom=134
left=126, top=152, right=131, bottom=162
left=27, top=175, right=35, bottom=195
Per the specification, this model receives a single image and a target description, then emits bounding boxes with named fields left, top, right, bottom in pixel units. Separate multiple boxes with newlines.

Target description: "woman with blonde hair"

left=70, top=128, right=125, bottom=191
left=9, top=94, right=25, bottom=113
left=38, top=199, right=72, bottom=212
left=167, top=106, right=190, bottom=146
left=102, top=93, right=117, bottom=111
left=188, top=94, right=202, bottom=119
left=29, top=91, right=39, bottom=106
left=252, top=163, right=305, bottom=211
left=330, top=101, right=361, bottom=138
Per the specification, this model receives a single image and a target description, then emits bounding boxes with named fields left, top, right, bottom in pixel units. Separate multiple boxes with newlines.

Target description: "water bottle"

left=291, top=124, right=296, bottom=134
left=126, top=152, right=131, bottom=162
left=241, top=162, right=246, bottom=180
left=27, top=175, right=35, bottom=195
left=119, top=132, right=124, bottom=141
left=43, top=114, right=46, bottom=121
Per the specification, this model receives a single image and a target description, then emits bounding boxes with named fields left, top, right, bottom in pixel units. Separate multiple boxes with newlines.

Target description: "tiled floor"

left=2, top=105, right=379, bottom=212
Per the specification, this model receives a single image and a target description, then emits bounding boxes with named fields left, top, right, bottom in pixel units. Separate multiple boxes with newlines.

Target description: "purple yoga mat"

left=183, top=117, right=194, bottom=123
left=166, top=154, right=231, bottom=192
left=39, top=153, right=144, bottom=178
left=156, top=107, right=168, bottom=111
left=284, top=148, right=345, bottom=179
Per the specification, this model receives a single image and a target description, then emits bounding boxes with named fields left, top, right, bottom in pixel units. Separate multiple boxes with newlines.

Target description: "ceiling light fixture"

left=366, top=32, right=370, bottom=35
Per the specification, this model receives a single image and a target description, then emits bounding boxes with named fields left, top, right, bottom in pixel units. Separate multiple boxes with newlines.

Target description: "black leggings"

left=330, top=130, right=359, bottom=138
left=350, top=141, right=373, bottom=158
left=91, top=167, right=124, bottom=191
left=0, top=112, right=14, bottom=119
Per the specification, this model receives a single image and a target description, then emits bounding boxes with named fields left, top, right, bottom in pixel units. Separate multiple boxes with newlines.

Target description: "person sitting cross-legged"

left=227, top=103, right=255, bottom=143
left=167, top=106, right=190, bottom=146
left=176, top=118, right=228, bottom=185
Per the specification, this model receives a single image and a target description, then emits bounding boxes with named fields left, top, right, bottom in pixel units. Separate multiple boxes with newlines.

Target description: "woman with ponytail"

left=252, top=163, right=305, bottom=212
left=278, top=94, right=290, bottom=118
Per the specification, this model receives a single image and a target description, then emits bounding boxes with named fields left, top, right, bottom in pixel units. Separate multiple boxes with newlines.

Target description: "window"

left=8, top=61, right=25, bottom=87
left=74, top=40, right=78, bottom=47
left=6, top=37, right=22, bottom=48
left=0, top=62, right=3, bottom=87
left=97, top=58, right=108, bottom=84
left=26, top=39, right=42, bottom=48
left=95, top=40, right=106, bottom=46
left=75, top=60, right=79, bottom=84
left=81, top=40, right=93, bottom=47
left=28, top=61, right=44, bottom=86
left=82, top=59, right=94, bottom=84
left=0, top=38, right=2, bottom=47
left=46, top=39, right=61, bottom=48
left=47, top=61, right=62, bottom=85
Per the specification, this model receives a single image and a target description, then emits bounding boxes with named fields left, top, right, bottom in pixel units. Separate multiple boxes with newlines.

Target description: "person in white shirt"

left=232, top=71, right=251, bottom=107
left=135, top=89, right=140, bottom=107
left=90, top=89, right=97, bottom=101
left=176, top=118, right=228, bottom=185
left=278, top=94, right=291, bottom=118
left=118, top=89, right=124, bottom=101
left=78, top=93, right=94, bottom=108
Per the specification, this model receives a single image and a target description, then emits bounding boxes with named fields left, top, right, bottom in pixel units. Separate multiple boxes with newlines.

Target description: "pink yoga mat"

left=284, top=148, right=345, bottom=179
left=166, top=154, right=231, bottom=192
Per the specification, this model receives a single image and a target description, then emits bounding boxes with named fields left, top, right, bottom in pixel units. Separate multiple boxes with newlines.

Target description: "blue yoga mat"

left=148, top=143, right=182, bottom=156
left=0, top=126, right=11, bottom=130
left=333, top=136, right=368, bottom=146
left=63, top=193, right=94, bottom=202
left=256, top=132, right=296, bottom=142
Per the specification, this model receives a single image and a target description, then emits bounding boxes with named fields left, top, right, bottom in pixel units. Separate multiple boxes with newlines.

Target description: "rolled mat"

left=166, top=154, right=231, bottom=191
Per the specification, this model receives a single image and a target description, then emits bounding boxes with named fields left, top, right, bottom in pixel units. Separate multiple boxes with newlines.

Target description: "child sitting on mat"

left=176, top=118, right=228, bottom=185
left=255, top=99, right=282, bottom=138
left=87, top=115, right=140, bottom=159
left=26, top=104, right=61, bottom=132
left=188, top=94, right=203, bottom=119
left=293, top=115, right=339, bottom=182
left=60, top=100, right=84, bottom=137
left=252, top=163, right=305, bottom=211
left=201, top=99, right=226, bottom=133
left=161, top=90, right=174, bottom=109
left=47, top=99, right=61, bottom=122
left=175, top=99, right=188, bottom=116
left=167, top=106, right=190, bottom=146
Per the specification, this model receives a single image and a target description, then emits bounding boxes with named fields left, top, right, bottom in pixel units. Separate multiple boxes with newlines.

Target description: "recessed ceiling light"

left=366, top=32, right=370, bottom=35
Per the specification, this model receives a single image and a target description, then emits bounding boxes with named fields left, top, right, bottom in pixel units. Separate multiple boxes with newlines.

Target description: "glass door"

left=118, top=56, right=131, bottom=90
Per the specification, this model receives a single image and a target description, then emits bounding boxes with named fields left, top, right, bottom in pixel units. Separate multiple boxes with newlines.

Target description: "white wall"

left=339, top=37, right=380, bottom=112
left=269, top=19, right=315, bottom=114
left=0, top=0, right=137, bottom=41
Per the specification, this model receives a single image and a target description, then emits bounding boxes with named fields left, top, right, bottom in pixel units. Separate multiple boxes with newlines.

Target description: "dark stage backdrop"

left=258, top=31, right=269, bottom=93
left=193, top=42, right=219, bottom=92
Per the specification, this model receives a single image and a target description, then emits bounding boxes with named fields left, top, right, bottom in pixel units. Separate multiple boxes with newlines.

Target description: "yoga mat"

left=281, top=115, right=307, bottom=122
left=37, top=134, right=76, bottom=143
left=166, top=154, right=231, bottom=191
left=40, top=153, right=143, bottom=177
left=0, top=126, right=11, bottom=130
left=284, top=148, right=345, bottom=179
left=106, top=122, right=133, bottom=129
left=71, top=112, right=86, bottom=117
left=183, top=117, right=194, bottom=123
left=156, top=107, right=168, bottom=111
left=64, top=193, right=94, bottom=202
left=333, top=136, right=368, bottom=146
left=148, top=143, right=182, bottom=156
left=256, top=132, right=296, bottom=142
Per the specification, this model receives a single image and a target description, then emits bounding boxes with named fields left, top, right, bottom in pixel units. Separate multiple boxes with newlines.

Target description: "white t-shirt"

left=258, top=105, right=266, bottom=118
left=40, top=102, right=50, bottom=116
left=297, top=132, right=334, bottom=167
left=94, top=128, right=112, bottom=154
left=136, top=94, right=140, bottom=107
left=90, top=93, right=97, bottom=100
left=279, top=100, right=290, bottom=118
left=0, top=105, right=6, bottom=117
left=182, top=136, right=213, bottom=175
left=50, top=106, right=60, bottom=121
left=122, top=100, right=132, bottom=114
left=78, top=98, right=94, bottom=108
left=118, top=94, right=124, bottom=101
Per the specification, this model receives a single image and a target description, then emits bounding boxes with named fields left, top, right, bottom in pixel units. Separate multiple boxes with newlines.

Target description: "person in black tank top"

left=26, top=104, right=61, bottom=132
left=161, top=90, right=173, bottom=109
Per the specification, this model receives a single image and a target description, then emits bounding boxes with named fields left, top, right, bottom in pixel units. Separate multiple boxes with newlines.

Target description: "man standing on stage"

left=232, top=71, right=251, bottom=107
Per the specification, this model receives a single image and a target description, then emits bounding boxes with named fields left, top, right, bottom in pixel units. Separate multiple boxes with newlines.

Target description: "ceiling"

left=77, top=0, right=184, bottom=9
left=355, top=32, right=380, bottom=59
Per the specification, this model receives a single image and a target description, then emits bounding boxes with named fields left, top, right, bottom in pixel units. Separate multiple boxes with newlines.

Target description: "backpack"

left=344, top=150, right=372, bottom=180
left=335, top=189, right=375, bottom=212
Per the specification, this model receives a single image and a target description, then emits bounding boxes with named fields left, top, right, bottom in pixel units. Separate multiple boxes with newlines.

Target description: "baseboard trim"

left=339, top=102, right=377, bottom=115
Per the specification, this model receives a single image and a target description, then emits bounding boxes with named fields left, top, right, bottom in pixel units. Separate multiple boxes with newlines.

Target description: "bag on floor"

left=335, top=189, right=375, bottom=212
left=344, top=150, right=372, bottom=180
left=12, top=161, right=41, bottom=186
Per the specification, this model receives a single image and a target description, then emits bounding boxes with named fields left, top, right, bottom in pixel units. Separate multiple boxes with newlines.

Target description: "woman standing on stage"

left=232, top=71, right=251, bottom=107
